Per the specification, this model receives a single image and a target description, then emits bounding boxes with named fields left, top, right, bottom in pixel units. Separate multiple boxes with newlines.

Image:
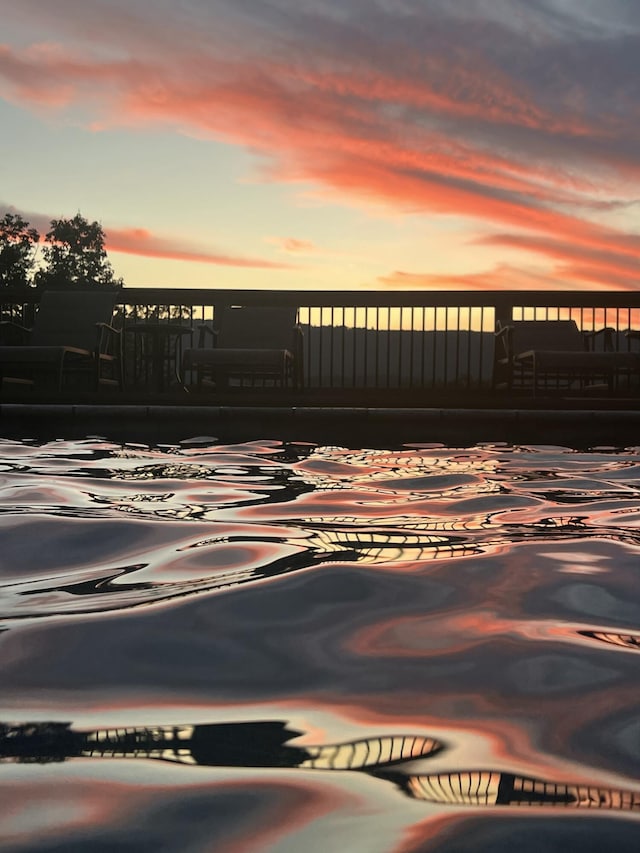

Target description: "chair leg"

left=94, top=353, right=101, bottom=391
left=57, top=353, right=66, bottom=392
left=532, top=358, right=537, bottom=398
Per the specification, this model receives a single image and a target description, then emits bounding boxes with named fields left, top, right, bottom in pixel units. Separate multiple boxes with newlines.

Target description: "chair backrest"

left=30, top=291, right=117, bottom=350
left=509, top=320, right=586, bottom=354
left=216, top=306, right=298, bottom=349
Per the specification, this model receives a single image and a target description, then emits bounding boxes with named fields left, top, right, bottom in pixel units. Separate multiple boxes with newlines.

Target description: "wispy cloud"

left=475, top=232, right=640, bottom=288
left=107, top=227, right=295, bottom=269
left=378, top=264, right=618, bottom=292
left=0, top=203, right=293, bottom=269
left=2, top=0, right=640, bottom=288
left=268, top=237, right=316, bottom=255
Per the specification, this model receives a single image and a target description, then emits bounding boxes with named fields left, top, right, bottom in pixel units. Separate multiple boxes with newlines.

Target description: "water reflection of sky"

left=0, top=438, right=639, bottom=851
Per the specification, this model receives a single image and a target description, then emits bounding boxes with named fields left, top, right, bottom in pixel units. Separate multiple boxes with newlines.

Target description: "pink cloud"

left=269, top=237, right=316, bottom=254
left=476, top=233, right=640, bottom=288
left=2, top=2, right=640, bottom=289
left=378, top=265, right=590, bottom=292
left=0, top=203, right=293, bottom=269
left=106, top=227, right=295, bottom=269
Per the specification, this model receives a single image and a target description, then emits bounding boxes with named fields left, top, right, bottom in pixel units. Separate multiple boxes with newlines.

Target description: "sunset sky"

left=1, top=0, right=639, bottom=291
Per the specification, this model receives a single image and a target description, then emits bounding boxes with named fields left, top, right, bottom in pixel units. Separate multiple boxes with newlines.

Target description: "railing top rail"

left=118, top=288, right=640, bottom=309
left=2, top=288, right=640, bottom=309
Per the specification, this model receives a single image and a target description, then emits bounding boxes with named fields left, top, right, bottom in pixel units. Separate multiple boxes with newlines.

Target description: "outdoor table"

left=127, top=322, right=193, bottom=392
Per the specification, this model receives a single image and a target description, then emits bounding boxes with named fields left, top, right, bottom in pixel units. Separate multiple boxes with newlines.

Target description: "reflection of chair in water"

left=182, top=305, right=303, bottom=391
left=2, top=719, right=638, bottom=813
left=494, top=319, right=639, bottom=397
left=403, top=770, right=640, bottom=810
left=579, top=630, right=640, bottom=650
left=302, top=525, right=480, bottom=563
left=0, top=720, right=442, bottom=770
left=0, top=290, right=122, bottom=393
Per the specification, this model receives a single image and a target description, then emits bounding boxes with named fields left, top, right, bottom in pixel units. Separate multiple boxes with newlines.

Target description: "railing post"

left=492, top=294, right=513, bottom=392
left=493, top=295, right=512, bottom=332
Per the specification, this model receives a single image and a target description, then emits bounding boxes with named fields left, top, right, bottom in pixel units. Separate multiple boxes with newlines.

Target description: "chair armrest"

left=494, top=324, right=513, bottom=360
left=95, top=322, right=122, bottom=356
left=494, top=324, right=512, bottom=339
left=513, top=349, right=536, bottom=362
left=196, top=325, right=219, bottom=347
left=96, top=322, right=121, bottom=335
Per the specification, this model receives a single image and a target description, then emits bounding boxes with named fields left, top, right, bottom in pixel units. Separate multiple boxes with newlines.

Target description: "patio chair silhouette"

left=0, top=290, right=122, bottom=393
left=182, top=305, right=303, bottom=391
left=494, top=319, right=639, bottom=396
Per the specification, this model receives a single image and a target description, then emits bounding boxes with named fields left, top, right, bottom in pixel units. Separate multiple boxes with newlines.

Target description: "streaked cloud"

left=107, top=228, right=295, bottom=269
left=378, top=265, right=581, bottom=292
left=0, top=203, right=293, bottom=270
left=475, top=232, right=640, bottom=289
left=1, top=0, right=639, bottom=288
left=269, top=237, right=316, bottom=255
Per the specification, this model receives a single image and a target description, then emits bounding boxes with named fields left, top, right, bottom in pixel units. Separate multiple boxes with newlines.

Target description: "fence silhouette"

left=2, top=288, right=640, bottom=399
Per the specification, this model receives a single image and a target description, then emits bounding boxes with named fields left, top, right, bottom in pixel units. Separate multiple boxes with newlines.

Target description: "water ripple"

left=1, top=438, right=639, bottom=849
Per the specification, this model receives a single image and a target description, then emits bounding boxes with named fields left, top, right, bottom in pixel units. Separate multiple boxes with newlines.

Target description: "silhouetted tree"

left=0, top=213, right=39, bottom=289
left=36, top=214, right=123, bottom=290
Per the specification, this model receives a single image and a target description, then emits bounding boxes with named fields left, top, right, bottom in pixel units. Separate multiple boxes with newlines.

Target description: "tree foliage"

left=0, top=213, right=40, bottom=289
left=1, top=212, right=124, bottom=290
left=36, top=214, right=123, bottom=290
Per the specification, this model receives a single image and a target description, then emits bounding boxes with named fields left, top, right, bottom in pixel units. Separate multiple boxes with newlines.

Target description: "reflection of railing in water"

left=579, top=631, right=640, bottom=651
left=404, top=771, right=640, bottom=810
left=2, top=720, right=638, bottom=813
left=0, top=721, right=443, bottom=770
left=6, top=510, right=640, bottom=623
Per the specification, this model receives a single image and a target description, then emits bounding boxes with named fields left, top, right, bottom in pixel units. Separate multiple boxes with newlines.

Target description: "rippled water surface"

left=1, top=437, right=639, bottom=852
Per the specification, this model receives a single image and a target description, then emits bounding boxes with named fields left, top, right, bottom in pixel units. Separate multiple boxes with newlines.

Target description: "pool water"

left=0, top=437, right=639, bottom=852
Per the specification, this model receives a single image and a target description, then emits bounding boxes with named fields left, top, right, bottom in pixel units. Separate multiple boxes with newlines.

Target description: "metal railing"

left=2, top=288, right=640, bottom=397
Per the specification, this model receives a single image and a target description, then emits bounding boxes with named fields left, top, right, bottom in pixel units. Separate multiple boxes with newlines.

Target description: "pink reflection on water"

left=0, top=772, right=354, bottom=852
left=2, top=439, right=640, bottom=848
left=217, top=778, right=360, bottom=853
left=0, top=776, right=147, bottom=848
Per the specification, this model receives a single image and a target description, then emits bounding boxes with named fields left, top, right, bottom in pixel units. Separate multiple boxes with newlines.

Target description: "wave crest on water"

left=1, top=440, right=640, bottom=625
left=1, top=438, right=640, bottom=850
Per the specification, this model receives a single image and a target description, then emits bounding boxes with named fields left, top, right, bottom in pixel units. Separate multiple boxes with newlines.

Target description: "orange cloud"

left=0, top=203, right=293, bottom=269
left=2, top=1, right=640, bottom=289
left=269, top=237, right=316, bottom=255
left=106, top=227, right=295, bottom=269
left=378, top=265, right=620, bottom=293
left=476, top=233, right=640, bottom=288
